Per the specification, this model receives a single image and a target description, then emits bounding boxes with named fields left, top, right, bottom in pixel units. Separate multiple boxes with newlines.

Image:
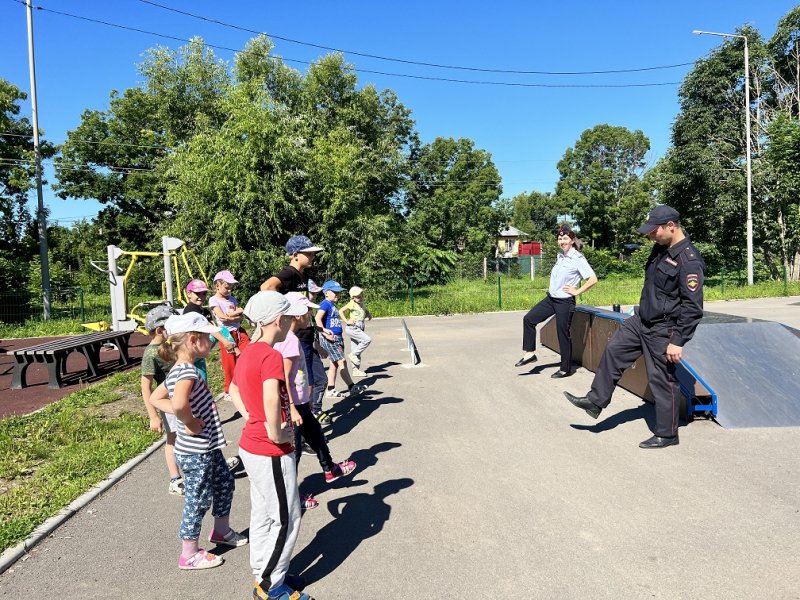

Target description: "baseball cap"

left=285, top=291, right=319, bottom=309
left=243, top=291, right=307, bottom=325
left=557, top=224, right=575, bottom=239
left=285, top=235, right=323, bottom=256
left=307, top=279, right=322, bottom=293
left=213, top=270, right=238, bottom=284
left=185, top=279, right=209, bottom=294
left=637, top=205, right=680, bottom=234
left=145, top=304, right=178, bottom=333
left=164, top=312, right=220, bottom=335
left=322, top=280, right=344, bottom=293
left=349, top=286, right=363, bottom=297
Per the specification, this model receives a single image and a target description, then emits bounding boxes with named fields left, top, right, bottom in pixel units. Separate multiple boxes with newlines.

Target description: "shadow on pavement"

left=569, top=403, right=655, bottom=433
left=327, top=394, right=404, bottom=440
left=517, top=361, right=561, bottom=376
left=290, top=477, right=415, bottom=584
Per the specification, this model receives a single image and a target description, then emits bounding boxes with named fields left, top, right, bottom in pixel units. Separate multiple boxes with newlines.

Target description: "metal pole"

left=26, top=0, right=51, bottom=318
left=743, top=37, right=753, bottom=285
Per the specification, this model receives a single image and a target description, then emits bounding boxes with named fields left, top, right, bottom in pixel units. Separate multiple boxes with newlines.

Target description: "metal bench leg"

left=45, top=354, right=65, bottom=389
left=11, top=356, right=31, bottom=389
left=82, top=345, right=101, bottom=379
left=115, top=338, right=132, bottom=366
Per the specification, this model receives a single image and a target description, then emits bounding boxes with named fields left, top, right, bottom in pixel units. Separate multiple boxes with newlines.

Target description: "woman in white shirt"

left=515, top=225, right=598, bottom=378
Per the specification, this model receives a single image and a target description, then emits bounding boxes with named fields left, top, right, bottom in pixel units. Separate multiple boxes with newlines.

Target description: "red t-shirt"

left=232, top=342, right=294, bottom=457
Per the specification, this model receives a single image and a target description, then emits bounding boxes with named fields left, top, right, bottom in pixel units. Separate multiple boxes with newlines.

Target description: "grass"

left=0, top=353, right=223, bottom=554
left=368, top=276, right=800, bottom=317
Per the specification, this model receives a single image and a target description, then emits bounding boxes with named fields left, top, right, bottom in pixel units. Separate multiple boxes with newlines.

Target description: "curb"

left=0, top=436, right=165, bottom=575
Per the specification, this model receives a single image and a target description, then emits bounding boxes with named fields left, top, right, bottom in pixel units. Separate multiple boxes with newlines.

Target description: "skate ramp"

left=681, top=317, right=800, bottom=428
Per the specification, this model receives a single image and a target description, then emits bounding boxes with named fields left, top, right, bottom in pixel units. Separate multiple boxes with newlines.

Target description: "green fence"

left=0, top=287, right=111, bottom=325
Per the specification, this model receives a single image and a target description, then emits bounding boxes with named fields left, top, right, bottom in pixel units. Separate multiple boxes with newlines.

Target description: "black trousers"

left=293, top=402, right=333, bottom=472
left=522, top=293, right=576, bottom=372
left=587, top=314, right=680, bottom=438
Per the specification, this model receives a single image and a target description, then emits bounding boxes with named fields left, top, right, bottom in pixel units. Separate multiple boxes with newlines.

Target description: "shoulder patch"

left=686, top=273, right=700, bottom=292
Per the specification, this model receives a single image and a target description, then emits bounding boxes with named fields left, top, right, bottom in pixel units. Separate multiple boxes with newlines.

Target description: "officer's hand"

left=562, top=284, right=578, bottom=296
left=666, top=343, right=683, bottom=363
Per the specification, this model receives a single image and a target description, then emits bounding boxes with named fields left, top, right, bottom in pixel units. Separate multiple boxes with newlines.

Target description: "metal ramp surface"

left=681, top=316, right=800, bottom=428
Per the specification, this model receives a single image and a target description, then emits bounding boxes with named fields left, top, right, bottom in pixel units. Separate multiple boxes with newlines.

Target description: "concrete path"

left=1, top=298, right=799, bottom=599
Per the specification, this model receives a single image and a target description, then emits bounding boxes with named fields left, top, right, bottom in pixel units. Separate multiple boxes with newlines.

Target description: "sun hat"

left=285, top=291, right=319, bottom=309
left=322, top=280, right=344, bottom=293
left=637, top=205, right=680, bottom=234
left=212, top=270, right=238, bottom=284
left=285, top=235, right=323, bottom=256
left=349, top=286, right=363, bottom=297
left=185, top=279, right=209, bottom=294
left=243, top=291, right=307, bottom=326
left=307, top=279, right=322, bottom=294
left=164, top=312, right=220, bottom=335
left=145, top=304, right=178, bottom=333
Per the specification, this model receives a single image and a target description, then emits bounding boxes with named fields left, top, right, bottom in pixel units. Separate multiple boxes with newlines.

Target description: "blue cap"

left=285, top=235, right=323, bottom=256
left=322, top=280, right=344, bottom=292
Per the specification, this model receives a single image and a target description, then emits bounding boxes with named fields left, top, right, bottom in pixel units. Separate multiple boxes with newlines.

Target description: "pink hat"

left=185, top=279, right=209, bottom=293
left=213, top=270, right=238, bottom=284
left=285, top=291, right=319, bottom=309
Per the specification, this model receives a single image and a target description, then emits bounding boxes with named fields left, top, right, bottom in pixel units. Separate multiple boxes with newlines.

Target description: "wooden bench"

left=11, top=330, right=134, bottom=389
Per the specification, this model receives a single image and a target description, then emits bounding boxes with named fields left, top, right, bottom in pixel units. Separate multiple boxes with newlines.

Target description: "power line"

left=10, top=1, right=682, bottom=89
left=135, top=0, right=694, bottom=76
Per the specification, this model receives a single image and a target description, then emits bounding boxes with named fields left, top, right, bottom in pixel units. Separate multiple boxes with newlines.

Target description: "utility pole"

left=26, top=0, right=51, bottom=318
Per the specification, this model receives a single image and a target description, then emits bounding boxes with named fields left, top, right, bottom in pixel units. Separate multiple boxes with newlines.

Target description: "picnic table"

left=11, top=330, right=134, bottom=389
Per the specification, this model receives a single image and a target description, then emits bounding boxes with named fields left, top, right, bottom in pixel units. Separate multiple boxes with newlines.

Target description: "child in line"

left=260, top=236, right=329, bottom=424
left=228, top=291, right=314, bottom=600
left=275, top=292, right=357, bottom=509
left=340, top=285, right=373, bottom=377
left=208, top=270, right=250, bottom=399
left=149, top=312, right=248, bottom=570
left=141, top=304, right=183, bottom=496
left=316, top=280, right=367, bottom=399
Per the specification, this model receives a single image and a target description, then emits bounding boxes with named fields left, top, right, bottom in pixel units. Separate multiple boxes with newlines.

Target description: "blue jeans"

left=175, top=449, right=235, bottom=540
left=301, top=340, right=327, bottom=414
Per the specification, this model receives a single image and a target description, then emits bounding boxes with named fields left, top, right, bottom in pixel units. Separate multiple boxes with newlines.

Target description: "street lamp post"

left=693, top=29, right=753, bottom=285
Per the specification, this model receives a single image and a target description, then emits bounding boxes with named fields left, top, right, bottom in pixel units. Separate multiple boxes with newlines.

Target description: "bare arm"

left=283, top=356, right=303, bottom=426
left=263, top=378, right=292, bottom=444
left=147, top=382, right=173, bottom=414
left=228, top=382, right=249, bottom=420
left=140, top=375, right=163, bottom=432
left=260, top=276, right=283, bottom=292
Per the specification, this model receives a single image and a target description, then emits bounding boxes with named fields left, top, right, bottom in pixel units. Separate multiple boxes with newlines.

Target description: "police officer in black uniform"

left=563, top=205, right=705, bottom=449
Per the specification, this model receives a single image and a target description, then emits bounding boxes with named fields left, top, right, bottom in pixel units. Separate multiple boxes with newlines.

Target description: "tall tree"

left=0, top=79, right=55, bottom=288
left=509, top=190, right=560, bottom=242
left=555, top=124, right=651, bottom=249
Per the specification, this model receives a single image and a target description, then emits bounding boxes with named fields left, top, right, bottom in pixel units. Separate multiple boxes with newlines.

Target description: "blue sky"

left=0, top=0, right=796, bottom=227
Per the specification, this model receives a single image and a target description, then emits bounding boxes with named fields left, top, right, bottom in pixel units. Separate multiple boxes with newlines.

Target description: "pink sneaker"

left=178, top=549, right=223, bottom=570
left=324, top=459, right=357, bottom=483
left=301, top=494, right=319, bottom=509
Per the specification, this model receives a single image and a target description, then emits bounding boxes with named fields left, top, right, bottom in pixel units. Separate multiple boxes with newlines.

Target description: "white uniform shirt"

left=548, top=248, right=596, bottom=298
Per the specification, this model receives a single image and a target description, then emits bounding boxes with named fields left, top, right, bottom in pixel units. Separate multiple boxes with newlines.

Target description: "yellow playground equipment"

left=89, top=237, right=208, bottom=333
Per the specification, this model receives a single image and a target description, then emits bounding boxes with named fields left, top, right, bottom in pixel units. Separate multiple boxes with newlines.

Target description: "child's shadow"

left=303, top=441, right=402, bottom=496
left=290, top=478, right=414, bottom=584
left=327, top=394, right=403, bottom=440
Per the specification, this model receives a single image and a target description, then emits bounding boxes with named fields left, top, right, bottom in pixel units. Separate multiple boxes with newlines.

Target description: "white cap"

left=349, top=286, right=363, bottom=297
left=244, top=291, right=307, bottom=325
left=164, top=312, right=220, bottom=335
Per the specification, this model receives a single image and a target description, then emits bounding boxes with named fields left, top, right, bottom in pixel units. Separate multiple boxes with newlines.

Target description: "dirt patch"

left=94, top=390, right=148, bottom=420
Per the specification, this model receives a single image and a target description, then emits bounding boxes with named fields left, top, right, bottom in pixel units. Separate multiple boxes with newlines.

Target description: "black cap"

left=557, top=224, right=575, bottom=238
left=637, top=205, right=680, bottom=234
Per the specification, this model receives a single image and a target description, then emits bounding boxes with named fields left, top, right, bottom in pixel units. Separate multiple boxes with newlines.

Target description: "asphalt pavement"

left=1, top=297, right=799, bottom=599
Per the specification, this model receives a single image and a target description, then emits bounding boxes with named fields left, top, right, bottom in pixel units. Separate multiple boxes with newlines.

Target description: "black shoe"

left=515, top=354, right=538, bottom=367
left=639, top=435, right=679, bottom=449
left=302, top=442, right=315, bottom=456
left=564, top=391, right=601, bottom=419
left=551, top=370, right=574, bottom=379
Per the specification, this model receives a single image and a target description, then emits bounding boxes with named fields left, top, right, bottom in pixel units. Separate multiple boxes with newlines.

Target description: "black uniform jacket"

left=638, top=236, right=705, bottom=347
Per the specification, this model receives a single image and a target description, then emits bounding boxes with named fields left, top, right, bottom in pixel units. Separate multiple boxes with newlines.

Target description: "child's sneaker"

left=301, top=493, right=319, bottom=509
left=325, top=388, right=346, bottom=399
left=168, top=477, right=185, bottom=496
left=348, top=383, right=368, bottom=395
left=209, top=528, right=249, bottom=547
left=178, top=549, right=223, bottom=570
left=226, top=455, right=241, bottom=471
left=324, top=459, right=357, bottom=483
left=254, top=581, right=315, bottom=600
left=351, top=367, right=367, bottom=377
left=348, top=352, right=360, bottom=367
left=302, top=442, right=315, bottom=456
left=314, top=410, right=331, bottom=423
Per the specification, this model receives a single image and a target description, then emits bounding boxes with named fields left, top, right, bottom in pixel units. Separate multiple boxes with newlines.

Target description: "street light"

left=693, top=29, right=753, bottom=285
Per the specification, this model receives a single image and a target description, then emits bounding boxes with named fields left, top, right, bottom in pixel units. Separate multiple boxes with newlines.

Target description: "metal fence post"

left=497, top=274, right=502, bottom=309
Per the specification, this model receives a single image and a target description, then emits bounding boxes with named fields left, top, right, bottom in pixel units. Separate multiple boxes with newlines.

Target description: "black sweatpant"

left=522, top=293, right=576, bottom=372
left=587, top=314, right=680, bottom=438
left=293, top=402, right=333, bottom=472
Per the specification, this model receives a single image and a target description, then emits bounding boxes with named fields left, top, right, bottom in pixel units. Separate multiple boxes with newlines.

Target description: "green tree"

left=555, top=124, right=652, bottom=250
left=406, top=137, right=503, bottom=263
left=0, top=79, right=55, bottom=289
left=509, top=190, right=559, bottom=242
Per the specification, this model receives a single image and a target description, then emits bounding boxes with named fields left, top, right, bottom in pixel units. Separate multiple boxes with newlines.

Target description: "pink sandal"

left=178, top=549, right=224, bottom=570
